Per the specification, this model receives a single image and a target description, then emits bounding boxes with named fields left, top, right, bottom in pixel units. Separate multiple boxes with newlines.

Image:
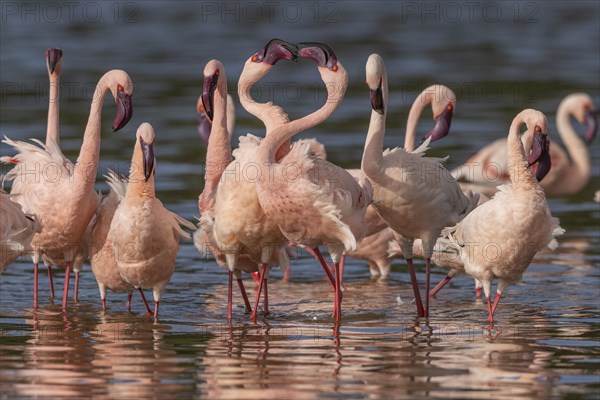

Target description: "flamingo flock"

left=2, top=39, right=595, bottom=324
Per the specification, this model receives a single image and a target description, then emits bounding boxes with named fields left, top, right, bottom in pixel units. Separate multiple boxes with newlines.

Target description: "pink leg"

left=154, top=301, right=160, bottom=320
left=339, top=256, right=346, bottom=292
left=334, top=261, right=342, bottom=320
left=312, top=247, right=335, bottom=289
left=424, top=258, right=431, bottom=318
left=61, top=262, right=71, bottom=310
left=406, top=258, right=424, bottom=317
left=33, top=263, right=39, bottom=309
left=47, top=266, right=55, bottom=299
left=227, top=271, right=233, bottom=321
left=491, top=292, right=502, bottom=315
left=73, top=271, right=79, bottom=303
left=283, top=266, right=291, bottom=283
left=251, top=272, right=261, bottom=285
left=126, top=293, right=132, bottom=310
left=475, top=287, right=483, bottom=299
left=102, top=297, right=107, bottom=310
left=429, top=274, right=453, bottom=298
left=236, top=278, right=252, bottom=313
left=138, top=288, right=152, bottom=315
left=263, top=278, right=269, bottom=316
left=250, top=263, right=268, bottom=320
left=486, top=296, right=494, bottom=322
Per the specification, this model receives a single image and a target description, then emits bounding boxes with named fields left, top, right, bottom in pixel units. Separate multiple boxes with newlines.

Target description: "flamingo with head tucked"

left=361, top=54, right=478, bottom=318
left=442, top=109, right=564, bottom=322
left=451, top=93, right=597, bottom=197
left=2, top=69, right=133, bottom=310
left=254, top=42, right=372, bottom=321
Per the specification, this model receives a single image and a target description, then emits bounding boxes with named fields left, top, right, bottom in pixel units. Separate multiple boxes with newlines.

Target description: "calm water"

left=1, top=1, right=599, bottom=399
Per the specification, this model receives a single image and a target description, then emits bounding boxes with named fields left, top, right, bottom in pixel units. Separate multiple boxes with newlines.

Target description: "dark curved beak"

left=140, top=138, right=155, bottom=182
left=253, top=38, right=298, bottom=65
left=370, top=78, right=384, bottom=115
left=298, top=41, right=338, bottom=71
left=113, top=88, right=133, bottom=131
left=198, top=111, right=212, bottom=144
left=584, top=109, right=598, bottom=144
left=425, top=104, right=453, bottom=143
left=201, top=71, right=219, bottom=122
left=46, top=48, right=63, bottom=74
left=528, top=128, right=551, bottom=182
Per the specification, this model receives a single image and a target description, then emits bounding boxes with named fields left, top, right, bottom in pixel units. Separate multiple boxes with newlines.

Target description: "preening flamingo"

left=361, top=54, right=478, bottom=318
left=90, top=171, right=153, bottom=314
left=255, top=42, right=372, bottom=321
left=0, top=190, right=37, bottom=272
left=451, top=93, right=598, bottom=197
left=442, top=109, right=564, bottom=322
left=110, top=123, right=194, bottom=320
left=2, top=69, right=134, bottom=310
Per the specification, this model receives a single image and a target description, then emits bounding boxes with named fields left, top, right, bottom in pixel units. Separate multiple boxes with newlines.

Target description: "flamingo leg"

left=339, top=255, right=346, bottom=293
left=126, top=293, right=132, bottom=311
left=334, top=261, right=342, bottom=320
left=250, top=263, right=268, bottom=320
left=283, top=267, right=291, bottom=283
left=429, top=274, right=453, bottom=298
left=312, top=247, right=336, bottom=289
left=475, top=287, right=483, bottom=299
left=33, top=263, right=39, bottom=309
left=73, top=271, right=79, bottom=303
left=227, top=271, right=233, bottom=321
left=491, top=292, right=502, bottom=315
left=263, top=277, right=269, bottom=316
left=47, top=266, right=55, bottom=299
left=102, top=297, right=107, bottom=310
left=251, top=271, right=261, bottom=285
left=424, top=258, right=431, bottom=318
left=138, top=288, right=152, bottom=315
left=406, top=258, right=425, bottom=317
left=61, top=262, right=71, bottom=310
left=486, top=296, right=494, bottom=323
left=236, top=278, right=252, bottom=313
left=154, top=301, right=160, bottom=321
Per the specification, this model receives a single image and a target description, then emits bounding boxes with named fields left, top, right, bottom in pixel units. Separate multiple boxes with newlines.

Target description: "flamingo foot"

left=47, top=266, right=55, bottom=299
left=33, top=263, right=39, bottom=309
left=429, top=274, right=452, bottom=298
left=138, top=288, right=152, bottom=315
left=236, top=278, right=252, bottom=313
left=61, top=262, right=71, bottom=310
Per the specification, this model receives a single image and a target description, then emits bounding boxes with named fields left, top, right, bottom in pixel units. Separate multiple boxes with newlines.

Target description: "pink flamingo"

left=2, top=69, right=134, bottom=309
left=361, top=54, right=478, bottom=318
left=254, top=42, right=372, bottom=321
left=0, top=189, right=37, bottom=272
left=451, top=93, right=597, bottom=197
left=442, top=109, right=564, bottom=322
left=90, top=170, right=153, bottom=314
left=110, top=123, right=194, bottom=320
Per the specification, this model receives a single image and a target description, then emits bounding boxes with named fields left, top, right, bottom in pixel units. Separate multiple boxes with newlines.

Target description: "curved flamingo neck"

left=361, top=65, right=388, bottom=178
left=201, top=69, right=232, bottom=212
left=556, top=102, right=590, bottom=192
left=404, top=91, right=430, bottom=152
left=46, top=67, right=60, bottom=147
left=258, top=66, right=348, bottom=165
left=127, top=139, right=155, bottom=199
left=507, top=116, right=537, bottom=189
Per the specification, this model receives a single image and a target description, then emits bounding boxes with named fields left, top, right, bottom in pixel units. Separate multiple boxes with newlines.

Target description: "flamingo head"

left=136, top=122, right=156, bottom=182
left=424, top=85, right=456, bottom=143
left=527, top=125, right=551, bottom=182
left=298, top=42, right=348, bottom=100
left=366, top=54, right=385, bottom=115
left=251, top=38, right=298, bottom=65
left=196, top=97, right=212, bottom=144
left=45, top=48, right=63, bottom=75
left=108, top=70, right=134, bottom=132
left=561, top=93, right=597, bottom=144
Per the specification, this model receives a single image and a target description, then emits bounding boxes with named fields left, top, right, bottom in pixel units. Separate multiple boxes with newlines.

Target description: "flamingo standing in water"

left=89, top=171, right=153, bottom=314
left=451, top=93, right=597, bottom=197
left=361, top=54, right=478, bottom=318
left=110, top=123, right=194, bottom=320
left=0, top=190, right=37, bottom=271
left=2, top=69, right=133, bottom=309
left=255, top=42, right=372, bottom=321
left=442, top=109, right=564, bottom=322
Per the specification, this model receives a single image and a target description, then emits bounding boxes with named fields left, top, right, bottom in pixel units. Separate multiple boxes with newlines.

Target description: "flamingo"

left=89, top=171, right=153, bottom=314
left=441, top=109, right=564, bottom=322
left=110, top=123, right=194, bottom=320
left=361, top=53, right=478, bottom=318
left=254, top=42, right=372, bottom=321
left=451, top=93, right=598, bottom=197
left=0, top=190, right=37, bottom=272
left=2, top=69, right=134, bottom=310
left=197, top=93, right=235, bottom=143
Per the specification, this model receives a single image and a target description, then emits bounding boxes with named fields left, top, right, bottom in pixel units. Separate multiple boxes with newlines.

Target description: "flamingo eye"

left=447, top=104, right=453, bottom=111
left=534, top=126, right=541, bottom=133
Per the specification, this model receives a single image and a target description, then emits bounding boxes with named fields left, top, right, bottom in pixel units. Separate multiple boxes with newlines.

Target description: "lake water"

left=1, top=1, right=599, bottom=398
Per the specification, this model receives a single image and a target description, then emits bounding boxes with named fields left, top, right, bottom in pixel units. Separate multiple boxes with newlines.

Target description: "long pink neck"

left=556, top=102, right=590, bottom=193
left=75, top=75, right=110, bottom=185
left=46, top=67, right=60, bottom=147
left=507, top=115, right=537, bottom=190
left=201, top=72, right=232, bottom=212
left=404, top=91, right=430, bottom=152
left=258, top=66, right=348, bottom=165
left=361, top=66, right=388, bottom=178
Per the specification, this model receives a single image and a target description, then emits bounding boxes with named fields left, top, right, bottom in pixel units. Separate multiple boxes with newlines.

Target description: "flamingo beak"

left=140, top=138, right=155, bottom=182
left=298, top=41, right=339, bottom=71
left=584, top=109, right=598, bottom=144
left=370, top=78, right=384, bottom=115
left=46, top=48, right=63, bottom=74
left=425, top=104, right=453, bottom=143
left=528, top=127, right=551, bottom=182
left=201, top=71, right=219, bottom=122
left=113, top=85, right=133, bottom=131
left=197, top=111, right=212, bottom=144
left=252, top=38, right=298, bottom=65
